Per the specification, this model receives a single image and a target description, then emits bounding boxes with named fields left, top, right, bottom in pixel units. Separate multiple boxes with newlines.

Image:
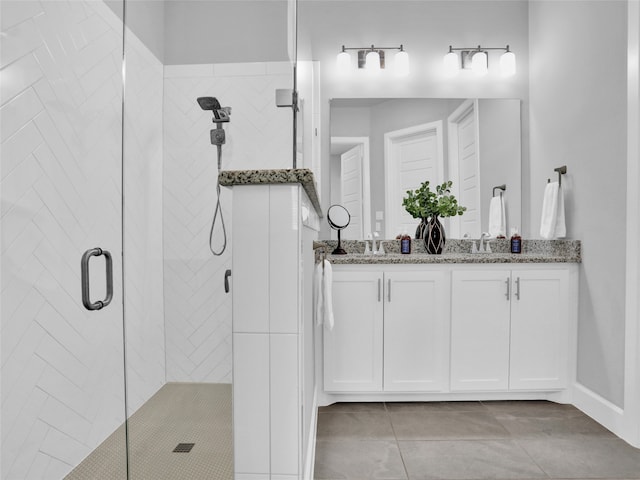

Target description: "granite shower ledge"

left=219, top=168, right=322, bottom=217
left=314, top=239, right=581, bottom=264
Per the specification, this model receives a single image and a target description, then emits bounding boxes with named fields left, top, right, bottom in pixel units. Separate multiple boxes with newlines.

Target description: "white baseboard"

left=303, top=387, right=318, bottom=480
left=573, top=382, right=627, bottom=440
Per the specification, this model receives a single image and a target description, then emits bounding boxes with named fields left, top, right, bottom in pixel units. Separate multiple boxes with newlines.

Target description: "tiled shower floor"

left=66, top=383, right=232, bottom=480
left=314, top=400, right=640, bottom=480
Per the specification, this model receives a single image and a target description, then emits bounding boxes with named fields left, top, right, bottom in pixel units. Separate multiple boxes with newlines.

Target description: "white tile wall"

left=122, top=21, right=166, bottom=416
left=162, top=62, right=293, bottom=382
left=0, top=1, right=164, bottom=478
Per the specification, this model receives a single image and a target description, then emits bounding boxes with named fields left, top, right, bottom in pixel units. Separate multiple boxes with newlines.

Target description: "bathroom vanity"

left=317, top=241, right=580, bottom=405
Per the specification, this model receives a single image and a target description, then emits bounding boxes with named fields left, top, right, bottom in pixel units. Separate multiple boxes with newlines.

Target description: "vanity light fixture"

left=336, top=44, right=410, bottom=77
left=444, top=45, right=516, bottom=77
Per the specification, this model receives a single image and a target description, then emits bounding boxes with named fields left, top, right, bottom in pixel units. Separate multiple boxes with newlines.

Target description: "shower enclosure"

left=1, top=0, right=297, bottom=478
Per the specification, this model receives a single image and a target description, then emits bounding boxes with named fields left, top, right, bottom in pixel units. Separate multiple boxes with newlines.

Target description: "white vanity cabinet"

left=323, top=268, right=449, bottom=393
left=323, top=270, right=384, bottom=392
left=450, top=268, right=571, bottom=392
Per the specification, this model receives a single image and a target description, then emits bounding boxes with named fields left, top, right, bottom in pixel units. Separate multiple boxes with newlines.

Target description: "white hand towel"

left=314, top=261, right=324, bottom=326
left=323, top=259, right=334, bottom=330
left=540, top=181, right=559, bottom=239
left=488, top=195, right=506, bottom=237
left=555, top=185, right=566, bottom=238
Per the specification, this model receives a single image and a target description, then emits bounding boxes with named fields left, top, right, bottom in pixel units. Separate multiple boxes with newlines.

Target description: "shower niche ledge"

left=219, top=168, right=322, bottom=219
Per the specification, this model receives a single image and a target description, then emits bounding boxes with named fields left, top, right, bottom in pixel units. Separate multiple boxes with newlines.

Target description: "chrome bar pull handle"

left=515, top=277, right=521, bottom=300
left=378, top=279, right=381, bottom=302
left=505, top=277, right=510, bottom=300
left=81, top=248, right=113, bottom=311
left=224, top=269, right=232, bottom=293
left=388, top=279, right=391, bottom=302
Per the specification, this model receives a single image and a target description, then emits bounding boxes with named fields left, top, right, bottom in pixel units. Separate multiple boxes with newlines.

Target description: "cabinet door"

left=509, top=269, right=570, bottom=390
left=323, top=270, right=383, bottom=392
left=384, top=271, right=449, bottom=392
left=451, top=270, right=511, bottom=391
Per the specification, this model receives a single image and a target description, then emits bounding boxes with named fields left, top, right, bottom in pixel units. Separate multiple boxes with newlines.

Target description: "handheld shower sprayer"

left=197, top=96, right=231, bottom=257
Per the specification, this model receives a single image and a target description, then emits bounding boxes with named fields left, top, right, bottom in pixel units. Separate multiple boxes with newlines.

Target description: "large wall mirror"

left=330, top=98, right=522, bottom=240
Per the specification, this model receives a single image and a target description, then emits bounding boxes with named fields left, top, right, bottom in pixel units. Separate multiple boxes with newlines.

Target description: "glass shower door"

left=0, top=1, right=129, bottom=479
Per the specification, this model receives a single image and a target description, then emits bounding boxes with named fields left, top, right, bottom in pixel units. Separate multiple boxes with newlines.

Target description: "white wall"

left=162, top=61, right=293, bottom=383
left=122, top=15, right=166, bottom=415
left=105, top=0, right=165, bottom=62
left=529, top=0, right=628, bottom=407
left=0, top=1, right=165, bottom=477
left=164, top=0, right=290, bottom=65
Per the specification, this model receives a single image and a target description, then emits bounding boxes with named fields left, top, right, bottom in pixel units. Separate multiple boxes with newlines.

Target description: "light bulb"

left=394, top=50, right=410, bottom=77
left=365, top=50, right=381, bottom=74
left=500, top=50, right=516, bottom=76
left=443, top=51, right=459, bottom=77
left=336, top=50, right=351, bottom=74
left=472, top=50, right=488, bottom=75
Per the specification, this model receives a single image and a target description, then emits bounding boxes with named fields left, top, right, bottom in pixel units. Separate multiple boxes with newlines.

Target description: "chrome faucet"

left=478, top=232, right=490, bottom=253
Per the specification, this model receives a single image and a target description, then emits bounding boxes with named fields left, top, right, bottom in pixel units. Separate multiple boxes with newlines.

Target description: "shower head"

left=197, top=96, right=231, bottom=123
left=197, top=97, right=221, bottom=111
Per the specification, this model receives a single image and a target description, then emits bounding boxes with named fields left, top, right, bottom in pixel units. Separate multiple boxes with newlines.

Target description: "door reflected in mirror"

left=330, top=98, right=521, bottom=239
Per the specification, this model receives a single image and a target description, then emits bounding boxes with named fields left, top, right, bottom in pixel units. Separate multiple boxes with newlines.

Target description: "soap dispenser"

left=510, top=228, right=522, bottom=254
left=400, top=230, right=411, bottom=254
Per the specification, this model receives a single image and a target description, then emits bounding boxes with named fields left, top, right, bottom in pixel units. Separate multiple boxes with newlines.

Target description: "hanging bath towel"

left=314, top=261, right=324, bottom=326
left=314, top=259, right=334, bottom=330
left=488, top=195, right=506, bottom=238
left=540, top=181, right=564, bottom=239
left=323, top=259, right=334, bottom=330
left=555, top=185, right=566, bottom=238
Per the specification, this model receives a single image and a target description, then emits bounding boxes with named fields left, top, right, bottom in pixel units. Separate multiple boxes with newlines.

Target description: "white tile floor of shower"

left=65, top=383, right=232, bottom=480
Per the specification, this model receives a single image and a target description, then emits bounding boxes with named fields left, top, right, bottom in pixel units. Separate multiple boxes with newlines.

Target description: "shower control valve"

left=210, top=128, right=226, bottom=146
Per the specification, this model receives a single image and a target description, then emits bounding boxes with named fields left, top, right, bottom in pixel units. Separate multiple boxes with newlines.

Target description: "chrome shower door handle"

left=81, top=248, right=113, bottom=311
left=224, top=269, right=232, bottom=293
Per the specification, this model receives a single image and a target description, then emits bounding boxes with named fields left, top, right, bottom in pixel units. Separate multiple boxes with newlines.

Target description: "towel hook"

left=554, top=165, right=567, bottom=187
left=492, top=184, right=506, bottom=197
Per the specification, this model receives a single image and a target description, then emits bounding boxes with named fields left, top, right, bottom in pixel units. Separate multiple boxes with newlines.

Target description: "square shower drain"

left=172, top=443, right=195, bottom=453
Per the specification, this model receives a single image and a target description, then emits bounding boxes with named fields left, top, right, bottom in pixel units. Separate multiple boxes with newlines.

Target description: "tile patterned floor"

left=314, top=401, right=640, bottom=480
left=66, top=383, right=232, bottom=480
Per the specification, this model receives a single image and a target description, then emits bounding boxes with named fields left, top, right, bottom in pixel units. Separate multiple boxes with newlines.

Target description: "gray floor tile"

left=390, top=411, right=511, bottom=440
left=517, top=437, right=640, bottom=479
left=314, top=440, right=407, bottom=480
left=385, top=401, right=487, bottom=413
left=317, top=411, right=396, bottom=441
left=496, top=413, right=615, bottom=439
left=399, top=439, right=547, bottom=480
left=319, top=402, right=387, bottom=413
left=482, top=400, right=582, bottom=418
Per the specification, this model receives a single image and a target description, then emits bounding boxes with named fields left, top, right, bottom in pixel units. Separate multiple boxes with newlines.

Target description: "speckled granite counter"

left=219, top=168, right=322, bottom=217
left=314, top=239, right=581, bottom=264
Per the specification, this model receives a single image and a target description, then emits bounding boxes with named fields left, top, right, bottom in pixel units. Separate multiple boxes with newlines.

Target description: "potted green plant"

left=402, top=180, right=466, bottom=254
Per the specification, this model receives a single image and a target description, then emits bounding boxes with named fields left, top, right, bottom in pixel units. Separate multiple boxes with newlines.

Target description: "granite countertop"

left=219, top=168, right=322, bottom=217
left=314, top=239, right=581, bottom=264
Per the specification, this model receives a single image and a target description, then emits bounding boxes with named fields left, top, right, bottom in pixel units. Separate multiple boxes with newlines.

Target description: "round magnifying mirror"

left=327, top=204, right=350, bottom=254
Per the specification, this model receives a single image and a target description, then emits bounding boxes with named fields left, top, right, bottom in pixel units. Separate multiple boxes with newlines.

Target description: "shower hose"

left=209, top=144, right=227, bottom=256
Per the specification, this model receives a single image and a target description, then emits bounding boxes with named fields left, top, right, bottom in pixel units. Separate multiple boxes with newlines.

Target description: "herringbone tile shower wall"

left=0, top=1, right=164, bottom=478
left=162, top=62, right=293, bottom=383
left=122, top=22, right=166, bottom=417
